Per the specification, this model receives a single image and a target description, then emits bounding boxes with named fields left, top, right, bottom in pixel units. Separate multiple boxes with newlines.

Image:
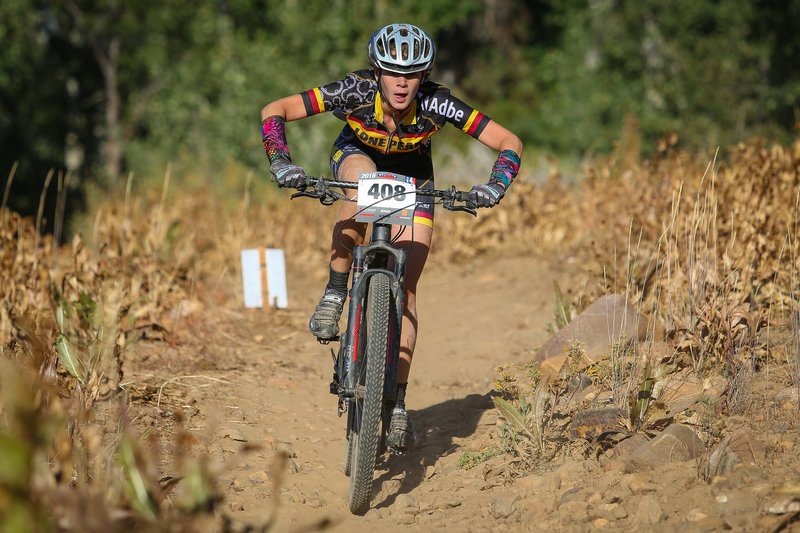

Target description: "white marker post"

left=240, top=248, right=288, bottom=309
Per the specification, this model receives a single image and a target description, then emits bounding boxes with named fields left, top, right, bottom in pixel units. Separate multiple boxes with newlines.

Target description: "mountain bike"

left=290, top=172, right=476, bottom=514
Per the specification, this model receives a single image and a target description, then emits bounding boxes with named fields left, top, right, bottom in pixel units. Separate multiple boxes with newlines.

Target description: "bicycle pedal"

left=387, top=446, right=406, bottom=456
left=316, top=335, right=340, bottom=345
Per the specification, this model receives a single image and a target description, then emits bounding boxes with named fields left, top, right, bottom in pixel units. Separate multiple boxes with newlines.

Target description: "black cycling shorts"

left=330, top=126, right=435, bottom=226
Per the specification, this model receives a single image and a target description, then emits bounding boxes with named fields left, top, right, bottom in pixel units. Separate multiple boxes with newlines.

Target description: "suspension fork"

left=338, top=231, right=407, bottom=399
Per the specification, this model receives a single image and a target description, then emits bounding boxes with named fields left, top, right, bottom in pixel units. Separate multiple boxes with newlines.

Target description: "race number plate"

left=355, top=171, right=416, bottom=226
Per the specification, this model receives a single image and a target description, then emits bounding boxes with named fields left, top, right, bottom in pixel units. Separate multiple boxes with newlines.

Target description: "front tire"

left=347, top=273, right=390, bottom=515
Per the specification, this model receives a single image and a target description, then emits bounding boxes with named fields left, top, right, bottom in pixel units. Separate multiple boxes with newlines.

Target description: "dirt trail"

left=132, top=251, right=799, bottom=533
left=132, top=252, right=575, bottom=531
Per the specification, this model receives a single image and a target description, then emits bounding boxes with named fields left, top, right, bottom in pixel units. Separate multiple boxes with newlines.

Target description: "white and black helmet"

left=367, top=23, right=435, bottom=74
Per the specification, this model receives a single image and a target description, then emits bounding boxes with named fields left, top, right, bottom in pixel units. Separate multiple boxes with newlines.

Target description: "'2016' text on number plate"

left=355, top=172, right=416, bottom=226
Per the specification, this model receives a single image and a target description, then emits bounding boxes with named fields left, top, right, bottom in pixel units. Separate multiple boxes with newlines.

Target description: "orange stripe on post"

left=259, top=247, right=268, bottom=305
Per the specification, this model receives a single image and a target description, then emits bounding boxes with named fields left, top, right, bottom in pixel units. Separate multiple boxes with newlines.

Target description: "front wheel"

left=347, top=273, right=391, bottom=515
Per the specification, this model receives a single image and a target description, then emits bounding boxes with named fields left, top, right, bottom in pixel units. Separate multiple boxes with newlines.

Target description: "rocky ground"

left=125, top=251, right=800, bottom=532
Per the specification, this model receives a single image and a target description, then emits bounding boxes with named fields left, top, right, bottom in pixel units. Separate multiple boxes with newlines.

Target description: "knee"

left=338, top=155, right=376, bottom=181
left=403, top=289, right=418, bottom=314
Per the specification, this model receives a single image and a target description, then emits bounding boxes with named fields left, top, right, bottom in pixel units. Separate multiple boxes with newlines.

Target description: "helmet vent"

left=367, top=23, right=435, bottom=74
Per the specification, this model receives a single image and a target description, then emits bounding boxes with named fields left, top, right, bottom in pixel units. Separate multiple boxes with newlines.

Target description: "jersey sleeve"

left=300, top=70, right=377, bottom=117
left=418, top=83, right=491, bottom=140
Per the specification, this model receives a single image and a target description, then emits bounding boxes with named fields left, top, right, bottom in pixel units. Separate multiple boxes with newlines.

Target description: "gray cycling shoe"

left=309, top=290, right=345, bottom=339
left=386, top=407, right=418, bottom=449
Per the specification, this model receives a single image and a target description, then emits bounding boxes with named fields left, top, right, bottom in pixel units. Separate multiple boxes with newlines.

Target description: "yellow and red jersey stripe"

left=301, top=88, right=326, bottom=116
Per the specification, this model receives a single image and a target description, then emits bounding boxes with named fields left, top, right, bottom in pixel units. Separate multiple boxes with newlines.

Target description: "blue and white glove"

left=469, top=182, right=505, bottom=208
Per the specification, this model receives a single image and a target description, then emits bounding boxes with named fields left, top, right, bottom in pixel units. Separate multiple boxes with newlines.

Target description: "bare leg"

left=391, top=222, right=433, bottom=383
left=329, top=155, right=375, bottom=271
left=328, top=155, right=433, bottom=383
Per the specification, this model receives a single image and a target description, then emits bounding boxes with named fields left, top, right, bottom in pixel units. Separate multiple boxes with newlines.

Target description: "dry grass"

left=1, top=135, right=799, bottom=525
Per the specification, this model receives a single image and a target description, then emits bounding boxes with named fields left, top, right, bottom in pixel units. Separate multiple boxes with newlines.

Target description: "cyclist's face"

left=379, top=70, right=424, bottom=112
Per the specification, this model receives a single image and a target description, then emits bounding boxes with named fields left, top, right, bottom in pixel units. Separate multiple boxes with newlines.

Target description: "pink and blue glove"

left=262, top=116, right=306, bottom=188
left=469, top=149, right=521, bottom=208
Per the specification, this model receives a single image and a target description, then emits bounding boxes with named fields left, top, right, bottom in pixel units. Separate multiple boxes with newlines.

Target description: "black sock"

left=326, top=267, right=350, bottom=295
left=395, top=382, right=408, bottom=410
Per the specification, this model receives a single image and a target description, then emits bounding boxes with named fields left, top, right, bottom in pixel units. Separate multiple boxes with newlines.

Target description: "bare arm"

left=261, top=94, right=309, bottom=122
left=476, top=120, right=523, bottom=156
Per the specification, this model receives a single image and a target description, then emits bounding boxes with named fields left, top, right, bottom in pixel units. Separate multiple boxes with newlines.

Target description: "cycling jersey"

left=300, top=69, right=491, bottom=156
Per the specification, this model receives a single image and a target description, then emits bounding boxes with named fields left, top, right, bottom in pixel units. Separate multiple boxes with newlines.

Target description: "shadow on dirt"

left=371, top=391, right=494, bottom=509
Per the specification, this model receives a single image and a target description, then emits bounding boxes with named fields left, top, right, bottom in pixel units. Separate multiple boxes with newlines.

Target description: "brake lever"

left=290, top=188, right=321, bottom=200
left=444, top=204, right=477, bottom=217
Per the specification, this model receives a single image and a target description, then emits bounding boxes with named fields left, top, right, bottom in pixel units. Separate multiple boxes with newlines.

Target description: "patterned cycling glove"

left=262, top=116, right=306, bottom=188
left=469, top=149, right=521, bottom=208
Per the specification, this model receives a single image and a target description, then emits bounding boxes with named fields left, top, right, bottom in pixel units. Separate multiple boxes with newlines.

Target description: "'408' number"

left=367, top=183, right=407, bottom=202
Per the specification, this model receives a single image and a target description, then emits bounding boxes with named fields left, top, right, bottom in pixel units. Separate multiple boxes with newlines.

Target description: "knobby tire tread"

left=348, top=273, right=390, bottom=515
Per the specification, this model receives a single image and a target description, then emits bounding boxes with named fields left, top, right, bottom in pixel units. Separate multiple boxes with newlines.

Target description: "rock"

left=696, top=517, right=728, bottom=530
left=364, top=508, right=382, bottom=519
left=632, top=495, right=663, bottom=526
left=492, top=496, right=517, bottom=519
left=570, top=408, right=628, bottom=441
left=632, top=433, right=691, bottom=468
left=612, top=434, right=649, bottom=459
left=663, top=424, right=706, bottom=457
left=535, top=294, right=665, bottom=366
left=556, top=462, right=586, bottom=484
left=391, top=495, right=419, bottom=525
left=395, top=493, right=419, bottom=511
left=627, top=424, right=705, bottom=471
left=519, top=470, right=562, bottom=493
left=433, top=495, right=462, bottom=509
left=557, top=499, right=589, bottom=522
left=392, top=511, right=416, bottom=525
left=704, top=428, right=765, bottom=480
left=558, top=487, right=583, bottom=506
left=594, top=502, right=627, bottom=522
left=686, top=508, right=707, bottom=521
left=766, top=498, right=800, bottom=515
left=658, top=380, right=706, bottom=415
left=623, top=472, right=658, bottom=493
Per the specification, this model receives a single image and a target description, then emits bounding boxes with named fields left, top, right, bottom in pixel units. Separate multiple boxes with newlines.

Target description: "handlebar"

left=289, top=176, right=478, bottom=216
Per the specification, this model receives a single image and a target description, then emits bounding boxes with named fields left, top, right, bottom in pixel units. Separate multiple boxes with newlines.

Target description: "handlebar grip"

left=455, top=190, right=478, bottom=209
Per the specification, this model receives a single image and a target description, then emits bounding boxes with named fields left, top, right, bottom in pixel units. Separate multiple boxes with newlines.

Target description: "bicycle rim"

left=348, top=273, right=390, bottom=515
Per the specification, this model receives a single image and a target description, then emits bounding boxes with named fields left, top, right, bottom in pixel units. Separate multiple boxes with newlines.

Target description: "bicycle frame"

left=289, top=175, right=476, bottom=513
left=338, top=222, right=405, bottom=408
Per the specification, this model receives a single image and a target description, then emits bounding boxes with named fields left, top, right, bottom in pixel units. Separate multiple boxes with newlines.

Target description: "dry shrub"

left=483, top=136, right=800, bottom=470
left=0, top=168, right=346, bottom=529
left=2, top=134, right=799, bottom=520
left=579, top=138, right=799, bottom=373
left=0, top=179, right=263, bottom=529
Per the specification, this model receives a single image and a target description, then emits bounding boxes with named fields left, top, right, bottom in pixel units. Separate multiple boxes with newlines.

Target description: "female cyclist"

left=261, top=23, right=522, bottom=449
